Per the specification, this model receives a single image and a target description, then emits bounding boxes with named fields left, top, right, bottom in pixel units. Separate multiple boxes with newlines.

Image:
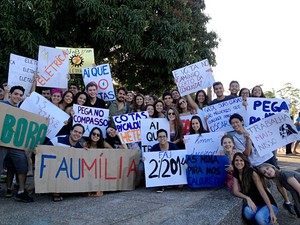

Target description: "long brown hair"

left=167, top=107, right=183, bottom=142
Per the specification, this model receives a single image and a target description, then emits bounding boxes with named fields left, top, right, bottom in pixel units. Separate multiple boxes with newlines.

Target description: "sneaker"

left=15, top=192, right=34, bottom=203
left=283, top=203, right=296, bottom=215
left=156, top=187, right=165, bottom=193
left=5, top=189, right=13, bottom=198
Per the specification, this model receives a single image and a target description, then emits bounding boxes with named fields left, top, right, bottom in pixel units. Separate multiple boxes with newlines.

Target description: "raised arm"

left=287, top=176, right=300, bottom=196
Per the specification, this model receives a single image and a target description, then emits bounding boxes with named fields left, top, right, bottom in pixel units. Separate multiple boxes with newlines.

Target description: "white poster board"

left=184, top=132, right=225, bottom=155
left=144, top=150, right=187, bottom=187
left=140, top=118, right=170, bottom=152
left=172, top=59, right=215, bottom=96
left=8, top=53, right=37, bottom=95
left=247, top=97, right=290, bottom=125
left=37, top=46, right=69, bottom=88
left=20, top=92, right=70, bottom=139
left=82, top=64, right=116, bottom=101
left=72, top=104, right=109, bottom=137
left=246, top=113, right=300, bottom=156
left=203, top=97, right=247, bottom=132
left=113, top=111, right=149, bottom=144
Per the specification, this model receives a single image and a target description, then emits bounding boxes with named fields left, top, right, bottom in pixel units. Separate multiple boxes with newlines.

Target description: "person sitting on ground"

left=258, top=163, right=299, bottom=218
left=105, top=126, right=128, bottom=149
left=232, top=152, right=278, bottom=224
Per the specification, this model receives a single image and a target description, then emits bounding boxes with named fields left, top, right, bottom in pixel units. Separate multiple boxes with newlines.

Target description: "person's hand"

left=225, top=165, right=233, bottom=172
left=84, top=147, right=89, bottom=151
left=269, top=210, right=277, bottom=224
left=246, top=197, right=256, bottom=213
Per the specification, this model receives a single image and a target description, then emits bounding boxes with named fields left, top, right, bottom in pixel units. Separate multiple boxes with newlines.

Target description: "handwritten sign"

left=20, top=92, right=69, bottom=139
left=37, top=46, right=69, bottom=88
left=172, top=59, right=215, bottom=96
left=141, top=118, right=170, bottom=152
left=184, top=132, right=225, bottom=155
left=247, top=98, right=290, bottom=125
left=203, top=97, right=247, bottom=132
left=56, top=47, right=95, bottom=74
left=35, top=146, right=141, bottom=193
left=113, top=111, right=149, bottom=144
left=8, top=53, right=37, bottom=95
left=246, top=113, right=300, bottom=156
left=72, top=104, right=109, bottom=137
left=144, top=150, right=187, bottom=187
left=186, top=155, right=228, bottom=188
left=82, top=64, right=116, bottom=101
left=0, top=103, right=49, bottom=150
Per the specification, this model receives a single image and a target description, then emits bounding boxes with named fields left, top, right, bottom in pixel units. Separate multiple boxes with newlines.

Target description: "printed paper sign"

left=186, top=155, right=229, bottom=188
left=82, top=64, right=116, bottom=101
left=172, top=59, right=215, bottom=96
left=56, top=47, right=95, bottom=74
left=184, top=132, right=225, bottom=155
left=203, top=97, right=247, bottom=132
left=141, top=118, right=170, bottom=152
left=8, top=53, right=37, bottom=95
left=20, top=92, right=69, bottom=139
left=113, top=111, right=149, bottom=144
left=0, top=102, right=49, bottom=150
left=246, top=113, right=300, bottom=156
left=247, top=98, right=290, bottom=125
left=35, top=146, right=141, bottom=193
left=37, top=45, right=69, bottom=88
left=144, top=150, right=187, bottom=187
left=72, top=104, right=109, bottom=137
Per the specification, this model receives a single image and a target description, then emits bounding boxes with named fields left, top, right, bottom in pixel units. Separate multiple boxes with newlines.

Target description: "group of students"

left=1, top=77, right=300, bottom=224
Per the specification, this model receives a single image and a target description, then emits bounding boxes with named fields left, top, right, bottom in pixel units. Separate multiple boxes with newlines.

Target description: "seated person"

left=150, top=129, right=178, bottom=152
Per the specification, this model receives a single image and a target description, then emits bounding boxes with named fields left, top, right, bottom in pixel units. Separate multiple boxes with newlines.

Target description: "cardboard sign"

left=113, top=111, right=149, bottom=144
left=0, top=102, right=49, bottom=150
left=20, top=92, right=69, bottom=139
left=82, top=64, right=116, bottom=101
left=184, top=132, right=225, bottom=155
left=56, top=47, right=95, bottom=74
left=172, top=59, right=215, bottom=96
left=35, top=146, right=141, bottom=193
left=37, top=46, right=69, bottom=88
left=186, top=155, right=228, bottom=188
left=72, top=104, right=109, bottom=137
left=140, top=118, right=170, bottom=152
left=144, top=150, right=187, bottom=187
left=203, top=97, right=247, bottom=132
left=246, top=112, right=300, bottom=156
left=247, top=97, right=290, bottom=125
left=8, top=53, right=37, bottom=95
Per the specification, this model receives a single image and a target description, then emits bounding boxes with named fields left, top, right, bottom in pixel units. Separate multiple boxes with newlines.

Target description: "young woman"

left=66, top=91, right=89, bottom=115
left=258, top=163, right=300, bottom=218
left=148, top=95, right=158, bottom=105
left=145, top=104, right=155, bottom=118
left=218, top=134, right=241, bottom=190
left=251, top=85, right=266, bottom=98
left=167, top=107, right=184, bottom=149
left=189, top=115, right=207, bottom=135
left=194, top=89, right=211, bottom=110
left=105, top=126, right=128, bottom=149
left=58, top=90, right=74, bottom=112
left=232, top=152, right=278, bottom=224
left=131, top=93, right=145, bottom=112
left=125, top=91, right=135, bottom=106
left=50, top=88, right=63, bottom=107
left=176, top=96, right=196, bottom=116
left=153, top=100, right=166, bottom=118
left=239, top=87, right=251, bottom=107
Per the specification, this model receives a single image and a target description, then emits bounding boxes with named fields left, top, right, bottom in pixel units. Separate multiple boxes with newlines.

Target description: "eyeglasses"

left=179, top=101, right=186, bottom=105
left=158, top=135, right=167, bottom=139
left=168, top=112, right=175, bottom=115
left=92, top=132, right=100, bottom=137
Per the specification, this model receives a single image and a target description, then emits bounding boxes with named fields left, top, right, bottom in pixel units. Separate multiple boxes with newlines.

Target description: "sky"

left=204, top=0, right=300, bottom=94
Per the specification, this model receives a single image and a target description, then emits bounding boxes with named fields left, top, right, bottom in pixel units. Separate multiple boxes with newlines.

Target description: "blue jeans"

left=243, top=205, right=278, bottom=225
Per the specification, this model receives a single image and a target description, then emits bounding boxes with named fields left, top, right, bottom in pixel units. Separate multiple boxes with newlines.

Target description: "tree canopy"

left=0, top=0, right=218, bottom=95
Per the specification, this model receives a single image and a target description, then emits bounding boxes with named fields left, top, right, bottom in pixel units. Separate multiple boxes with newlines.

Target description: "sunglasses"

left=92, top=132, right=100, bottom=137
left=179, top=101, right=186, bottom=105
left=168, top=112, right=175, bottom=115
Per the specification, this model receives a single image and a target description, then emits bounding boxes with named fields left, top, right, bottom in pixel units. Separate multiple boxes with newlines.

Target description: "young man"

left=86, top=82, right=106, bottom=108
left=150, top=129, right=178, bottom=151
left=210, top=81, right=235, bottom=105
left=162, top=92, right=174, bottom=111
left=229, top=80, right=240, bottom=97
left=1, top=86, right=34, bottom=202
left=108, top=87, right=130, bottom=127
left=41, top=87, right=52, bottom=101
left=69, top=84, right=80, bottom=96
